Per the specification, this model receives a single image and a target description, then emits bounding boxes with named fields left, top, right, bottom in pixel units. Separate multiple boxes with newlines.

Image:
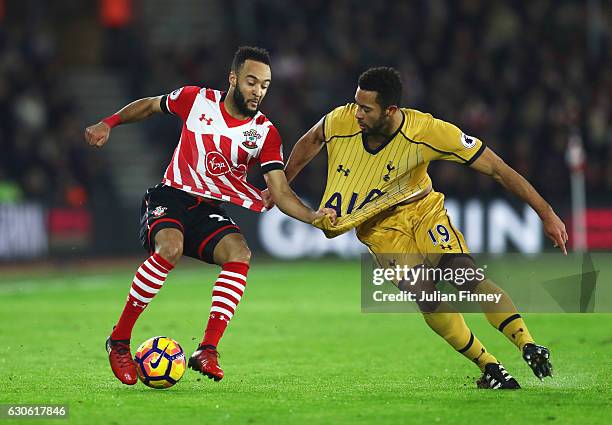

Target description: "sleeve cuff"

left=465, top=144, right=486, bottom=166
left=160, top=95, right=170, bottom=114
left=261, top=162, right=284, bottom=174
left=322, top=115, right=327, bottom=143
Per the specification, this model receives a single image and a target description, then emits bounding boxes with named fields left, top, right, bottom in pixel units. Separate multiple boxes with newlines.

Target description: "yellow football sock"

left=422, top=310, right=497, bottom=372
left=475, top=279, right=534, bottom=350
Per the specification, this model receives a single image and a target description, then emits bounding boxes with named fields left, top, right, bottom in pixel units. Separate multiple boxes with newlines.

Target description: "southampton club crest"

left=151, top=206, right=168, bottom=218
left=242, top=129, right=262, bottom=149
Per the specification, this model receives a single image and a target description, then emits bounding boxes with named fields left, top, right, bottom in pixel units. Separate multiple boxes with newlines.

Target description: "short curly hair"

left=231, top=46, right=271, bottom=72
left=358, top=67, right=403, bottom=109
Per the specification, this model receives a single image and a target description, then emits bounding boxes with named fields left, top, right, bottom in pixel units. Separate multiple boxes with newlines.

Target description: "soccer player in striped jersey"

left=84, top=46, right=336, bottom=385
left=279, top=67, right=566, bottom=389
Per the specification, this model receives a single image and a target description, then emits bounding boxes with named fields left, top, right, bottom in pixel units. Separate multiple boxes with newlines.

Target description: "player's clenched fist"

left=314, top=207, right=337, bottom=225
left=84, top=122, right=111, bottom=148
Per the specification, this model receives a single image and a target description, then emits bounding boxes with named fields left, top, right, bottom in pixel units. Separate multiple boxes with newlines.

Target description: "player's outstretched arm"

left=261, top=117, right=326, bottom=209
left=84, top=96, right=164, bottom=148
left=264, top=169, right=336, bottom=225
left=470, top=146, right=568, bottom=254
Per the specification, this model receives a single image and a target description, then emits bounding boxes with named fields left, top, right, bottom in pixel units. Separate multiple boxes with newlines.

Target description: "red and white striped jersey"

left=159, top=86, right=284, bottom=212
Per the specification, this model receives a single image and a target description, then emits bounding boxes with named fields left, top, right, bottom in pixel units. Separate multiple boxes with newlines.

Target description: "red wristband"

left=102, top=114, right=121, bottom=128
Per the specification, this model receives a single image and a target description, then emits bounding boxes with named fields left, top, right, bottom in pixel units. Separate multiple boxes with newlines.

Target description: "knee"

left=156, top=241, right=183, bottom=265
left=226, top=246, right=251, bottom=265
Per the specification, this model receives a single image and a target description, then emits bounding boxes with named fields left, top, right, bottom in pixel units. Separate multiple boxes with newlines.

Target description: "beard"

left=361, top=116, right=388, bottom=136
left=233, top=86, right=258, bottom=118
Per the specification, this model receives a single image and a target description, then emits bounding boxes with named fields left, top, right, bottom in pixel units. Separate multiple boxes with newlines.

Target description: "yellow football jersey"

left=314, top=103, right=485, bottom=238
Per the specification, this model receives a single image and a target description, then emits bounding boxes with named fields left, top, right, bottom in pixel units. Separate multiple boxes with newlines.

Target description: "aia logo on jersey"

left=205, top=151, right=247, bottom=178
left=242, top=129, right=261, bottom=149
left=151, top=206, right=167, bottom=218
left=324, top=189, right=385, bottom=217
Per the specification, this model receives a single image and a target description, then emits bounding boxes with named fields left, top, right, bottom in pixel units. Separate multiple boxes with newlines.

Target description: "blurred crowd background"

left=0, top=0, right=611, bottom=258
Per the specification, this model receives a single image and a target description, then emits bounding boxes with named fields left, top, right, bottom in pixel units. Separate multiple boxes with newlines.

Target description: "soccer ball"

left=134, top=336, right=186, bottom=389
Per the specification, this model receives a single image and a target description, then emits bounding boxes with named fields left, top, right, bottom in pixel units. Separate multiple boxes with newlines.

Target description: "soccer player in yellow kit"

left=278, top=67, right=567, bottom=389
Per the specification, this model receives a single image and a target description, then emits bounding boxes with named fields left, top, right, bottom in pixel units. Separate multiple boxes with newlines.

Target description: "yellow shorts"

left=356, top=191, right=468, bottom=268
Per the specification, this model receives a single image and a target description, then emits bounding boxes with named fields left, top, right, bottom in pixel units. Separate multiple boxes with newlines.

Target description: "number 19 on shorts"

left=427, top=224, right=450, bottom=247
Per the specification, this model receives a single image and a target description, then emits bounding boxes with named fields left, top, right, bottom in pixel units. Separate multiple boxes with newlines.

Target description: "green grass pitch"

left=0, top=259, right=611, bottom=424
